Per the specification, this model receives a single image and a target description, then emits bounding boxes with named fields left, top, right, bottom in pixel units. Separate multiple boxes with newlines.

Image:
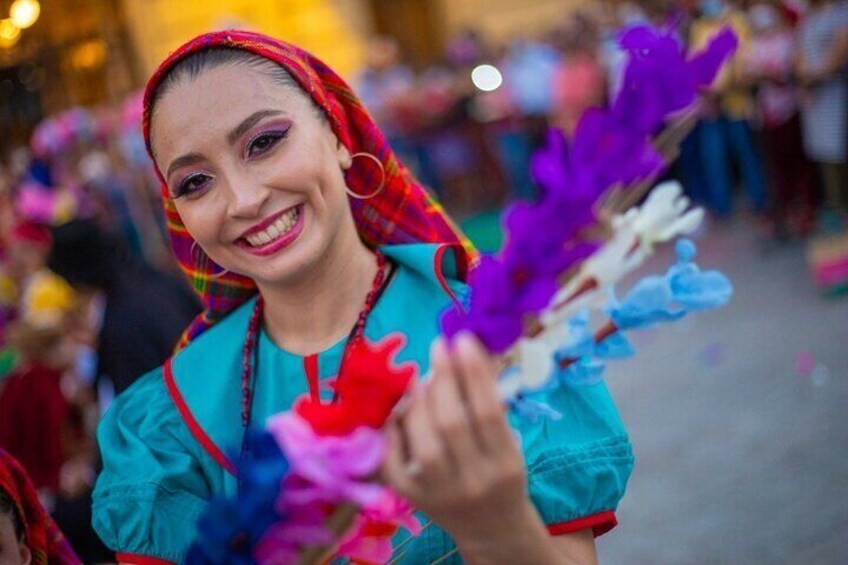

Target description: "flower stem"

left=295, top=502, right=359, bottom=565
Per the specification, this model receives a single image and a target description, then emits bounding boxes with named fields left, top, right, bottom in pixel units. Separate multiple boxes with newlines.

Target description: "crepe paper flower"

left=613, top=25, right=739, bottom=136
left=612, top=181, right=704, bottom=252
left=185, top=430, right=290, bottom=565
left=568, top=109, right=666, bottom=191
left=335, top=491, right=422, bottom=564
left=667, top=239, right=733, bottom=310
left=267, top=413, right=387, bottom=508
left=542, top=181, right=704, bottom=333
left=294, top=333, right=418, bottom=436
left=593, top=332, right=635, bottom=360
left=687, top=26, right=740, bottom=88
left=509, top=396, right=563, bottom=425
left=608, top=275, right=686, bottom=331
left=253, top=504, right=332, bottom=565
left=441, top=256, right=525, bottom=353
left=554, top=356, right=607, bottom=387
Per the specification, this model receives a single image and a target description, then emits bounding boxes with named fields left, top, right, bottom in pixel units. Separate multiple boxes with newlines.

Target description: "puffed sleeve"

left=92, top=367, right=212, bottom=563
left=513, top=382, right=634, bottom=537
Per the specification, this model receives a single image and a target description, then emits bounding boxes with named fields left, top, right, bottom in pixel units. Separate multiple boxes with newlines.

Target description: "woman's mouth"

left=236, top=204, right=305, bottom=256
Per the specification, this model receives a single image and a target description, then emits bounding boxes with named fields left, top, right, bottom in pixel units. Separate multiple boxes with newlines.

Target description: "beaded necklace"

left=239, top=250, right=389, bottom=432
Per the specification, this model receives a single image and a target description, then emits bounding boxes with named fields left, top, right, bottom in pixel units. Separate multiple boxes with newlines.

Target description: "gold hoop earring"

left=191, top=241, right=230, bottom=279
left=345, top=152, right=386, bottom=200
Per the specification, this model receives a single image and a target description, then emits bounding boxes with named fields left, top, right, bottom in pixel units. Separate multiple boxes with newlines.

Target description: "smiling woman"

left=91, top=30, right=631, bottom=565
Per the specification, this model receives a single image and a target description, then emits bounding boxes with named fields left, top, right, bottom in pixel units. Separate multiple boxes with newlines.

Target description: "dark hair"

left=148, top=47, right=304, bottom=125
left=0, top=489, right=23, bottom=541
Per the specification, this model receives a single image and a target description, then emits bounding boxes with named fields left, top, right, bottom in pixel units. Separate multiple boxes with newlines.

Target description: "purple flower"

left=612, top=24, right=738, bottom=136
left=687, top=27, right=739, bottom=87
left=569, top=109, right=665, bottom=189
left=441, top=256, right=525, bottom=353
left=614, top=26, right=695, bottom=135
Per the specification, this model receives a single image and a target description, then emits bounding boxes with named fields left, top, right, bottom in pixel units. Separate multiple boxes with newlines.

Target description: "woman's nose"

left=224, top=174, right=270, bottom=219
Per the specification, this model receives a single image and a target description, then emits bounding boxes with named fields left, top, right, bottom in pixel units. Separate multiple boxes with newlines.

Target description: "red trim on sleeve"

left=116, top=553, right=176, bottom=565
left=434, top=244, right=466, bottom=313
left=547, top=510, right=618, bottom=538
left=304, top=354, right=320, bottom=402
left=163, top=359, right=237, bottom=476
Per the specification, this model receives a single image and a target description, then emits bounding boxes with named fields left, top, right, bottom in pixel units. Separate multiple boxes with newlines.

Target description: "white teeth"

left=245, top=207, right=300, bottom=247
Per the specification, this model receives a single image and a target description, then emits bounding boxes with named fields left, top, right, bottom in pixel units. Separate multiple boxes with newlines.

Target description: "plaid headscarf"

left=0, top=449, right=80, bottom=564
left=142, top=30, right=474, bottom=347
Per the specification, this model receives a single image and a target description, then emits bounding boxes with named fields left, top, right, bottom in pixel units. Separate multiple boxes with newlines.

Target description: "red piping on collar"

left=163, top=358, right=237, bottom=476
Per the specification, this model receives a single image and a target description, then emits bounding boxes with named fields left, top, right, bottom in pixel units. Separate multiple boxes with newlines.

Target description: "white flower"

left=497, top=335, right=559, bottom=400
left=621, top=180, right=704, bottom=250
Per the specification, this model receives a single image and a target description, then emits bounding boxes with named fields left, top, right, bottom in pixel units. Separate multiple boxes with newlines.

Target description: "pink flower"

left=267, top=413, right=386, bottom=507
left=335, top=490, right=422, bottom=564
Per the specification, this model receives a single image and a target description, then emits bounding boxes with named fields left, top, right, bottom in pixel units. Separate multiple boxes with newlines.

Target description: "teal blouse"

left=92, top=244, right=633, bottom=564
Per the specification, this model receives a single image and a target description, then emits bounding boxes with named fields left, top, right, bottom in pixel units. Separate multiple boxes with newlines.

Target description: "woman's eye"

left=175, top=173, right=212, bottom=198
left=246, top=130, right=287, bottom=158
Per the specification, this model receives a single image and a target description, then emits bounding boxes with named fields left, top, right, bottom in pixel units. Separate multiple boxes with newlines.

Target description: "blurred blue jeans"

left=698, top=116, right=767, bottom=215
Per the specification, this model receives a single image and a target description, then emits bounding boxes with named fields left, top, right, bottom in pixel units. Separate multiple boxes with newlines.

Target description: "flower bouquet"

left=185, top=24, right=738, bottom=565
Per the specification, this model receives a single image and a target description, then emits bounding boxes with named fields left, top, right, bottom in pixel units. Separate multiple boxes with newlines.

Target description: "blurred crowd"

left=356, top=0, right=848, bottom=237
left=0, top=0, right=845, bottom=560
left=0, top=94, right=201, bottom=560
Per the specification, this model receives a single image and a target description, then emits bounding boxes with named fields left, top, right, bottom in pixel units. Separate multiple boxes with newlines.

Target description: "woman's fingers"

left=427, top=337, right=482, bottom=466
left=400, top=379, right=451, bottom=482
left=381, top=420, right=419, bottom=499
left=451, top=332, right=515, bottom=452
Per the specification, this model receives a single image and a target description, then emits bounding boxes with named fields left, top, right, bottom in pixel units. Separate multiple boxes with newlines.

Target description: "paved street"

left=595, top=218, right=848, bottom=564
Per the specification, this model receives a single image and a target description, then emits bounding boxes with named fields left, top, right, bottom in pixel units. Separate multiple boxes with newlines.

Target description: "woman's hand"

left=381, top=332, right=589, bottom=563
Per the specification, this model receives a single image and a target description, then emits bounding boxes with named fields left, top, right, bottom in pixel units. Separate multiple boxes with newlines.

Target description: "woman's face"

left=0, top=514, right=30, bottom=565
left=150, top=62, right=353, bottom=287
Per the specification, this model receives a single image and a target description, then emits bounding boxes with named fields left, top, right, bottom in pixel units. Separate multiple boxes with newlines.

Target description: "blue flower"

left=185, top=430, right=290, bottom=565
left=593, top=332, right=635, bottom=359
left=667, top=240, right=733, bottom=310
left=509, top=396, right=563, bottom=424
left=554, top=357, right=606, bottom=387
left=608, top=275, right=686, bottom=330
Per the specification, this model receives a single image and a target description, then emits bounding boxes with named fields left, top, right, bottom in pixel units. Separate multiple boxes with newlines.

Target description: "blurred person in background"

left=797, top=0, right=848, bottom=232
left=354, top=36, right=418, bottom=169
left=691, top=0, right=769, bottom=217
left=0, top=449, right=80, bottom=564
left=0, top=269, right=107, bottom=563
left=550, top=11, right=607, bottom=138
left=0, top=270, right=87, bottom=499
left=47, top=219, right=200, bottom=400
left=744, top=0, right=818, bottom=237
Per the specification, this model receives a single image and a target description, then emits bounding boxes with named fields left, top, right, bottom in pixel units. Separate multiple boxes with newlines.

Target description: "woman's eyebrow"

left=165, top=153, right=204, bottom=180
left=227, top=109, right=284, bottom=146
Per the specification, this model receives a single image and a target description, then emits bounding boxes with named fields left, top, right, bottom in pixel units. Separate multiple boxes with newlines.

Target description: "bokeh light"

left=471, top=64, right=503, bottom=92
left=9, top=0, right=40, bottom=30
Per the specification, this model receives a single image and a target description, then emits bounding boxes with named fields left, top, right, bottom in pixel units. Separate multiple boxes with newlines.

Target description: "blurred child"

left=0, top=449, right=80, bottom=564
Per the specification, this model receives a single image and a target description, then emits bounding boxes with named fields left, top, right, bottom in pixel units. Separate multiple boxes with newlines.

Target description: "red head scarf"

left=142, top=30, right=474, bottom=346
left=0, top=449, right=80, bottom=564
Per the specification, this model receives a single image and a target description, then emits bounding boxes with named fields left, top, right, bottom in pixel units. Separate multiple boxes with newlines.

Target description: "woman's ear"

left=20, top=542, right=31, bottom=565
left=337, top=141, right=353, bottom=171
